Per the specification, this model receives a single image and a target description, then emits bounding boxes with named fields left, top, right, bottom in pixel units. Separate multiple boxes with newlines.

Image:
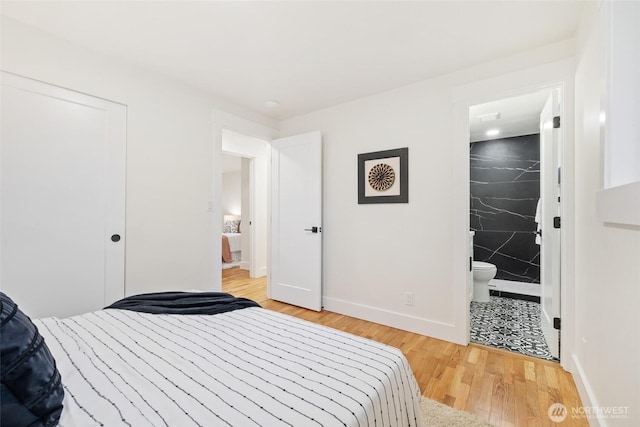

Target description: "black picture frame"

left=358, top=147, right=408, bottom=204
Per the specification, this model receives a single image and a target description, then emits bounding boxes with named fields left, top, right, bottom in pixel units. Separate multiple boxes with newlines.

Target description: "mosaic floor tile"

left=470, top=296, right=557, bottom=360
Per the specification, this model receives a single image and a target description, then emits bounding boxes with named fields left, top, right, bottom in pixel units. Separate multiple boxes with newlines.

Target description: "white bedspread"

left=36, top=307, right=424, bottom=427
left=223, top=232, right=242, bottom=253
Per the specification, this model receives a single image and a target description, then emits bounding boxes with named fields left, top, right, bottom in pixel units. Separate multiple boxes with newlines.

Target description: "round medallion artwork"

left=368, top=163, right=396, bottom=192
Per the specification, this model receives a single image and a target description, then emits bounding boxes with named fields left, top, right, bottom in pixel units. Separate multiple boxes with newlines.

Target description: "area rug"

left=470, top=295, right=556, bottom=360
left=420, top=396, right=493, bottom=427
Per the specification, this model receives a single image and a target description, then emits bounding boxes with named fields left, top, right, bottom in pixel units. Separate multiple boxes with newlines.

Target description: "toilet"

left=472, top=261, right=497, bottom=303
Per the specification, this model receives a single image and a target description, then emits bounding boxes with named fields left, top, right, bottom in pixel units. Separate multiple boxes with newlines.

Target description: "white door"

left=0, top=72, right=126, bottom=319
left=539, top=92, right=561, bottom=359
left=240, top=157, right=252, bottom=272
left=270, top=131, right=322, bottom=311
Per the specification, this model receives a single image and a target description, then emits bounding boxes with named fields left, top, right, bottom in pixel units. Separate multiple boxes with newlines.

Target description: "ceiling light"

left=478, top=112, right=501, bottom=122
left=265, top=100, right=279, bottom=108
left=599, top=112, right=606, bottom=124
left=486, top=129, right=500, bottom=137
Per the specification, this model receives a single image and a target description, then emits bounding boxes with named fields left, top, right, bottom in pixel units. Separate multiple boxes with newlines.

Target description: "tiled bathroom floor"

left=470, top=296, right=556, bottom=360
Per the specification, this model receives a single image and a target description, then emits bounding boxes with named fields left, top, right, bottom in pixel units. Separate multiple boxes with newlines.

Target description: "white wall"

left=222, top=171, right=241, bottom=217
left=572, top=3, right=640, bottom=425
left=280, top=39, right=574, bottom=344
left=5, top=9, right=638, bottom=421
left=1, top=17, right=276, bottom=295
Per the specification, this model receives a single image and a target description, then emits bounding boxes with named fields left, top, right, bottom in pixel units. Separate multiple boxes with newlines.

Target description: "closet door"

left=0, top=73, right=126, bottom=319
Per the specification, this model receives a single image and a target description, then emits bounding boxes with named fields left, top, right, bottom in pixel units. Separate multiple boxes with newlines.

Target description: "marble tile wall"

left=470, top=134, right=540, bottom=283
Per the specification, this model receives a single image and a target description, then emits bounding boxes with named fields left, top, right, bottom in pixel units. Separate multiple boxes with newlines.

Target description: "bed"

left=222, top=232, right=242, bottom=267
left=17, top=292, right=424, bottom=427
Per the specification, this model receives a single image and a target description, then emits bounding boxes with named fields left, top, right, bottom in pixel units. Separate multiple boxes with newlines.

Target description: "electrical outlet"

left=404, top=291, right=414, bottom=306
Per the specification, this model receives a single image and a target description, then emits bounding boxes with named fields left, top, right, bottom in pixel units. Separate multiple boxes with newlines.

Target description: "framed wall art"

left=358, top=147, right=408, bottom=204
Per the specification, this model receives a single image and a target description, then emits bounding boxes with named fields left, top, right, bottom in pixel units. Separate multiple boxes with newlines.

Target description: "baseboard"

left=571, top=353, right=602, bottom=427
left=489, top=290, right=540, bottom=303
left=250, top=266, right=267, bottom=278
left=322, top=296, right=465, bottom=345
left=221, top=262, right=240, bottom=270
left=239, top=261, right=250, bottom=271
left=489, top=279, right=540, bottom=297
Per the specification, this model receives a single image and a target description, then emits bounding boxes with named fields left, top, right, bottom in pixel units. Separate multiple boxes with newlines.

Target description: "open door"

left=539, top=92, right=561, bottom=359
left=270, top=131, right=322, bottom=311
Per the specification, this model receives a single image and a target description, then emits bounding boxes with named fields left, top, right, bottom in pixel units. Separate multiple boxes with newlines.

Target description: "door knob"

left=304, top=227, right=319, bottom=233
left=111, top=234, right=121, bottom=242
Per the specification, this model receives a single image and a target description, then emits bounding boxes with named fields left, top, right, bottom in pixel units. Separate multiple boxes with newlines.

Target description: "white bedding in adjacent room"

left=36, top=307, right=424, bottom=427
left=223, top=232, right=242, bottom=253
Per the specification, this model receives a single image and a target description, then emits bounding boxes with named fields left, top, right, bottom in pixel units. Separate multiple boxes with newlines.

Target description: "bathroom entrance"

left=468, top=87, right=562, bottom=361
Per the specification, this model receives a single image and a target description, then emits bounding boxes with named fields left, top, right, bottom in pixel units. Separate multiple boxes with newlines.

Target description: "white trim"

left=255, top=266, right=267, bottom=278
left=452, top=99, right=472, bottom=346
left=596, top=181, right=640, bottom=226
left=248, top=158, right=255, bottom=277
left=452, top=58, right=576, bottom=369
left=222, top=152, right=259, bottom=277
left=322, top=297, right=461, bottom=344
left=212, top=110, right=278, bottom=291
left=571, top=353, right=603, bottom=427
left=489, top=279, right=541, bottom=297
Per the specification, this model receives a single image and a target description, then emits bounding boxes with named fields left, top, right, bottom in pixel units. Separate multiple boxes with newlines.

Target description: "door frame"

left=452, top=58, right=575, bottom=369
left=220, top=152, right=254, bottom=273
left=212, top=110, right=278, bottom=291
left=539, top=92, right=562, bottom=359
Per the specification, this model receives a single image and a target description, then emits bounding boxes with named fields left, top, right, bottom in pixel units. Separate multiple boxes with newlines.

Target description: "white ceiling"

left=1, top=1, right=584, bottom=120
left=469, top=90, right=551, bottom=142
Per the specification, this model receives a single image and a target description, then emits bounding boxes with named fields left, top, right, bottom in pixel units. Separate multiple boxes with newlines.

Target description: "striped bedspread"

left=35, top=307, right=424, bottom=427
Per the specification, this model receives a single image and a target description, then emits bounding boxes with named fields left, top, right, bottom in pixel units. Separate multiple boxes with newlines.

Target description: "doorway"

left=218, top=130, right=269, bottom=299
left=468, top=88, right=562, bottom=360
left=211, top=111, right=323, bottom=311
left=221, top=153, right=249, bottom=272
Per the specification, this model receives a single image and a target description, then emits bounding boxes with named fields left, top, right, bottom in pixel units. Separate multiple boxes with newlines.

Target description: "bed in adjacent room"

left=222, top=218, right=242, bottom=269
left=222, top=232, right=242, bottom=268
left=6, top=292, right=424, bottom=427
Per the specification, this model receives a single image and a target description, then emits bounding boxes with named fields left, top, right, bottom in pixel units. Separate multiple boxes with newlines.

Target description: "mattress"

left=222, top=232, right=242, bottom=253
left=36, top=307, right=424, bottom=426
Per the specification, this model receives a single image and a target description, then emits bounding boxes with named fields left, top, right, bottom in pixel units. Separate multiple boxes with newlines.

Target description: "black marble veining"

left=470, top=134, right=540, bottom=283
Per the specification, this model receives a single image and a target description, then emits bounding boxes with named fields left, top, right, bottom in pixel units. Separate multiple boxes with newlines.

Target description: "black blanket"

left=105, top=292, right=260, bottom=315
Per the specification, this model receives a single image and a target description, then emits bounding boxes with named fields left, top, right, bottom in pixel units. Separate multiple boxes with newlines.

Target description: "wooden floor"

left=222, top=267, right=587, bottom=427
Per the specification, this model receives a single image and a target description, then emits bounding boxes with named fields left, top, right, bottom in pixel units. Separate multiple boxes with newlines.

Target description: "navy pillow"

left=1, top=292, right=64, bottom=427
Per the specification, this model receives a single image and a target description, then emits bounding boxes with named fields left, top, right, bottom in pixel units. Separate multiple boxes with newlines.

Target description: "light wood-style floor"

left=222, top=267, right=587, bottom=427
